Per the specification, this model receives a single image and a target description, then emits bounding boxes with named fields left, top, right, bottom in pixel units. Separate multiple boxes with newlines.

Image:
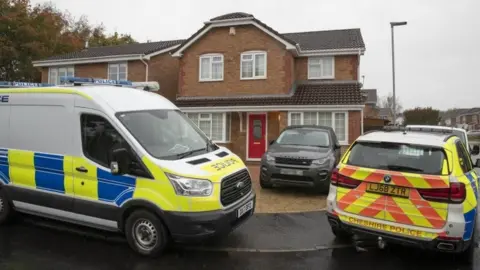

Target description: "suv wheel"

left=260, top=179, right=273, bottom=189
left=0, top=188, right=13, bottom=225
left=125, top=210, right=169, bottom=257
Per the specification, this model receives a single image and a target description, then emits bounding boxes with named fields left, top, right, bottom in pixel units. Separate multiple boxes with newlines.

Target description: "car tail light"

left=417, top=182, right=466, bottom=204
left=331, top=168, right=361, bottom=189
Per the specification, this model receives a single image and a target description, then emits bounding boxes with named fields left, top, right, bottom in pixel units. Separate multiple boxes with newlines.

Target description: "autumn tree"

left=0, top=0, right=135, bottom=82
left=403, top=107, right=441, bottom=125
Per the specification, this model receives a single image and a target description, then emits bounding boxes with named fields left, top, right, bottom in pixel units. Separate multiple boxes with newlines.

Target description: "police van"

left=0, top=78, right=256, bottom=256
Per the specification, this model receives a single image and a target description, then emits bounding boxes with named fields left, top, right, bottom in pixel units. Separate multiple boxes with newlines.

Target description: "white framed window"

left=241, top=51, right=267, bottom=79
left=186, top=112, right=231, bottom=143
left=108, top=62, right=128, bottom=81
left=287, top=111, right=348, bottom=144
left=48, top=66, right=74, bottom=84
left=199, top=54, right=224, bottom=81
left=308, top=56, right=334, bottom=79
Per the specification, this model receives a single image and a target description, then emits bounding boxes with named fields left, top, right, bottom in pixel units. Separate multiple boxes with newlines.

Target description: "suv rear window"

left=346, top=142, right=448, bottom=175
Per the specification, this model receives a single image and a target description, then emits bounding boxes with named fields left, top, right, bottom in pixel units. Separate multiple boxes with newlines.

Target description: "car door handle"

left=76, top=166, right=88, bottom=173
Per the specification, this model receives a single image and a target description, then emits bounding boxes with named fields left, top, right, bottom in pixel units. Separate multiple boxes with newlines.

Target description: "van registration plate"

left=237, top=200, right=254, bottom=218
left=366, top=183, right=410, bottom=198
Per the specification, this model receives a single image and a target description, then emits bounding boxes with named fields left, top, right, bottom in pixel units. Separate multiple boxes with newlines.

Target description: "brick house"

left=32, top=40, right=183, bottom=101
left=173, top=13, right=366, bottom=161
left=32, top=12, right=367, bottom=161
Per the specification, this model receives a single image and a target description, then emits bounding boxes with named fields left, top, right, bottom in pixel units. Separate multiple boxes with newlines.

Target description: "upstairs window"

left=49, top=66, right=74, bottom=84
left=199, top=54, right=224, bottom=81
left=108, top=62, right=127, bottom=81
left=308, top=56, right=334, bottom=79
left=241, top=51, right=267, bottom=79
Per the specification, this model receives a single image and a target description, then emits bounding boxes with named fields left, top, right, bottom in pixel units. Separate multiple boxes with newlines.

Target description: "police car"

left=0, top=77, right=255, bottom=257
left=326, top=126, right=478, bottom=263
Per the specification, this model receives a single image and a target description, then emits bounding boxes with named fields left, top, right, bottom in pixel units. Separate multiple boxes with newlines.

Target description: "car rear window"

left=346, top=142, right=448, bottom=175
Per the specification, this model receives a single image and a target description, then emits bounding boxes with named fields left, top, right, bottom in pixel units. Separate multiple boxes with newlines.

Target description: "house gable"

left=178, top=24, right=295, bottom=97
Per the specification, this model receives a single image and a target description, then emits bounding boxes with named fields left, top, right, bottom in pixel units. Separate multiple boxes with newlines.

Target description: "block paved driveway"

left=247, top=166, right=327, bottom=213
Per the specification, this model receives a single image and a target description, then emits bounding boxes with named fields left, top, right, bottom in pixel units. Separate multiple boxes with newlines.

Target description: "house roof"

left=175, top=81, right=364, bottom=108
left=35, top=12, right=365, bottom=65
left=210, top=12, right=254, bottom=21
left=38, top=40, right=184, bottom=62
left=361, top=89, right=377, bottom=104
left=282, top=29, right=365, bottom=51
left=172, top=12, right=365, bottom=57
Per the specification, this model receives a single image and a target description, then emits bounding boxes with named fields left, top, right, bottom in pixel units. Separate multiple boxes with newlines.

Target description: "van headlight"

left=166, top=173, right=213, bottom=196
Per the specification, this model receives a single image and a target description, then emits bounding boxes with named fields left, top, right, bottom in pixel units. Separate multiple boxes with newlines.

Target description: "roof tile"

left=40, top=39, right=184, bottom=61
left=175, top=82, right=363, bottom=107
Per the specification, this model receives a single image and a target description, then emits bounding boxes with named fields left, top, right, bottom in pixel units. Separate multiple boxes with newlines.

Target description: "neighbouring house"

left=32, top=40, right=184, bottom=101
left=173, top=12, right=366, bottom=160
left=456, top=108, right=480, bottom=130
left=32, top=12, right=367, bottom=161
left=361, top=89, right=379, bottom=118
left=361, top=89, right=390, bottom=131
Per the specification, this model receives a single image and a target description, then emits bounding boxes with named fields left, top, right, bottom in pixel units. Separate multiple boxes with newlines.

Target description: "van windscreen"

left=346, top=142, right=447, bottom=175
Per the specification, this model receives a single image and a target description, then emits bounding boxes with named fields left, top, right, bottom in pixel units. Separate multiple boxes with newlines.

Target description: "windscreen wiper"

left=177, top=148, right=207, bottom=159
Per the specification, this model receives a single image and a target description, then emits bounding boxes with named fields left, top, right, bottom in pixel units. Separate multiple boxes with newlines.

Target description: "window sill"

left=213, top=141, right=231, bottom=144
left=199, top=79, right=224, bottom=82
left=307, top=77, right=335, bottom=80
left=240, top=77, right=267, bottom=81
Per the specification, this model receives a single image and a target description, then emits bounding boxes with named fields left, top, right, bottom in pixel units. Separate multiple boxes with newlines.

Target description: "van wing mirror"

left=110, top=147, right=130, bottom=175
left=334, top=144, right=341, bottom=150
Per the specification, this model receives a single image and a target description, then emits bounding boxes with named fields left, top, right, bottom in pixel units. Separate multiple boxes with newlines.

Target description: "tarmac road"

left=0, top=213, right=479, bottom=270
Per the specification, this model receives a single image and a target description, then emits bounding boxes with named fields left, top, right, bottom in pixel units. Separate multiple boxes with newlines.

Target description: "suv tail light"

left=331, top=168, right=361, bottom=189
left=417, top=182, right=466, bottom=204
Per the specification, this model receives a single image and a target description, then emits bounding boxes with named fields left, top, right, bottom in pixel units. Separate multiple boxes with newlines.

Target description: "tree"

left=378, top=93, right=403, bottom=121
left=403, top=107, right=441, bottom=125
left=0, top=0, right=136, bottom=82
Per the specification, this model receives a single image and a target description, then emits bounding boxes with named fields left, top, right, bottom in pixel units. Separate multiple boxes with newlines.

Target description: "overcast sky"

left=32, top=0, right=479, bottom=111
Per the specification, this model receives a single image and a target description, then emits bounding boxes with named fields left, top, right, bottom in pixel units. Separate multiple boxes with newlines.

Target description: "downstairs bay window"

left=186, top=112, right=231, bottom=143
left=288, top=112, right=348, bottom=144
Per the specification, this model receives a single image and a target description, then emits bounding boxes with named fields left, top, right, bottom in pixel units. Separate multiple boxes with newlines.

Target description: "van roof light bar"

left=0, top=81, right=55, bottom=88
left=60, top=77, right=133, bottom=87
left=382, top=126, right=453, bottom=134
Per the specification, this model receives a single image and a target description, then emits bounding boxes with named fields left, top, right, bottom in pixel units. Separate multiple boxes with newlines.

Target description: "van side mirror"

left=471, top=145, right=480, bottom=156
left=334, top=144, right=341, bottom=150
left=110, top=147, right=130, bottom=175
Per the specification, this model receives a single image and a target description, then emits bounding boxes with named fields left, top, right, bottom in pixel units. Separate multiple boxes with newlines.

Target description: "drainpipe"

left=140, top=56, right=149, bottom=82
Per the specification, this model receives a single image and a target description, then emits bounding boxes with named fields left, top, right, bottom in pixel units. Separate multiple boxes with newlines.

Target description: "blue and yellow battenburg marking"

left=2, top=148, right=137, bottom=207
left=462, top=172, right=478, bottom=240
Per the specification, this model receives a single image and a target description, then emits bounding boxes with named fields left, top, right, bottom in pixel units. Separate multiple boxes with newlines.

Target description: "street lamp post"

left=390, top=21, right=407, bottom=125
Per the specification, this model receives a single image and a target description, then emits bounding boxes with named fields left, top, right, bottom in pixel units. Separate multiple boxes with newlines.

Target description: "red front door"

left=248, top=114, right=267, bottom=159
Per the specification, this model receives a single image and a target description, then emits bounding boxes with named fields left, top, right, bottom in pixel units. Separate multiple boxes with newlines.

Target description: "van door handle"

left=76, top=166, right=88, bottom=173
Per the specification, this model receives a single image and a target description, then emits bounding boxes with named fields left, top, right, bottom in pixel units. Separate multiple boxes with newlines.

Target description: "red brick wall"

left=148, top=53, right=180, bottom=101
left=364, top=104, right=379, bottom=118
left=38, top=53, right=180, bottom=102
left=295, top=55, right=359, bottom=81
left=178, top=25, right=294, bottom=97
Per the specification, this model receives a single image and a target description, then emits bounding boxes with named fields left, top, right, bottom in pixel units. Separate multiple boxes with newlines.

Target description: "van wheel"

left=260, top=179, right=273, bottom=189
left=125, top=210, right=169, bottom=257
left=0, top=188, right=13, bottom=225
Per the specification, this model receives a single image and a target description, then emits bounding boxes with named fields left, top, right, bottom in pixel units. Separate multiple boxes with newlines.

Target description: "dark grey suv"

left=259, top=125, right=342, bottom=193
